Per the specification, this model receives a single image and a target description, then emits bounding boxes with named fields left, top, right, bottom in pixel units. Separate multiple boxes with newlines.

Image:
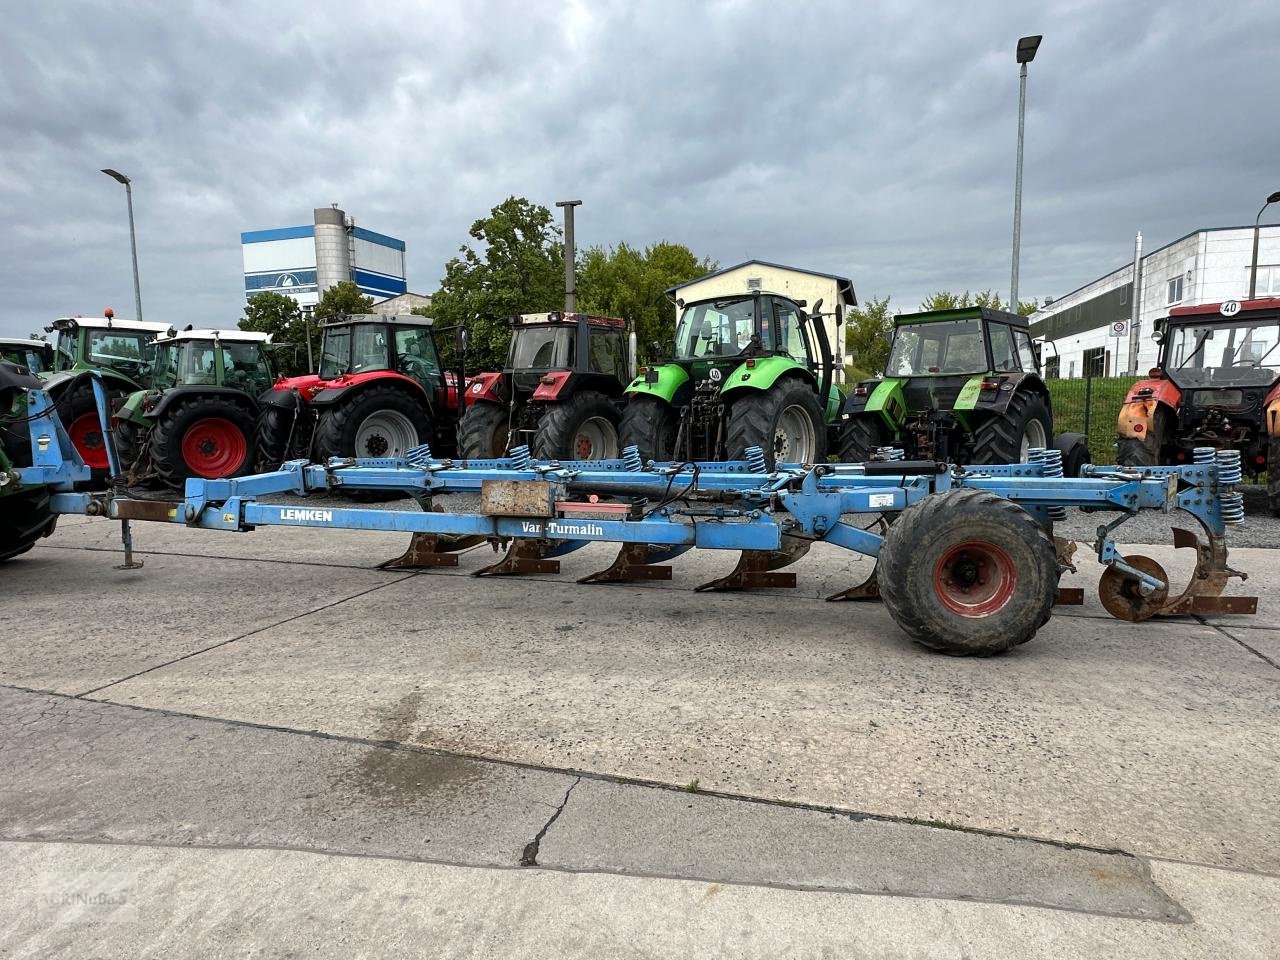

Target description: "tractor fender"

left=114, top=389, right=152, bottom=426
left=719, top=356, right=813, bottom=394
left=1264, top=383, right=1280, bottom=438
left=259, top=384, right=308, bottom=410
left=841, top=378, right=907, bottom=433
left=40, top=368, right=139, bottom=400
left=625, top=363, right=689, bottom=404
left=955, top=372, right=1048, bottom=415
left=533, top=371, right=625, bottom=403
left=466, top=371, right=506, bottom=405
left=1117, top=377, right=1180, bottom=440
left=144, top=385, right=259, bottom=421
left=309, top=371, right=430, bottom=407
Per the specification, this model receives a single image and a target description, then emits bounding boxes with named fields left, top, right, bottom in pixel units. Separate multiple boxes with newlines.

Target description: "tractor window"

left=88, top=330, right=153, bottom=378
left=351, top=326, right=391, bottom=373
left=990, top=324, right=1018, bottom=372
left=178, top=344, right=219, bottom=385
left=1167, top=319, right=1280, bottom=387
left=319, top=328, right=352, bottom=378
left=511, top=326, right=573, bottom=369
left=774, top=299, right=813, bottom=364
left=589, top=329, right=626, bottom=379
left=675, top=299, right=756, bottom=359
left=887, top=320, right=986, bottom=376
left=1013, top=330, right=1038, bottom=373
left=223, top=343, right=274, bottom=394
left=55, top=329, right=78, bottom=369
left=394, top=327, right=442, bottom=386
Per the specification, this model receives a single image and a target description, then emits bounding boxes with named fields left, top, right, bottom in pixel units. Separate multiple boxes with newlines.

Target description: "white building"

left=670, top=260, right=856, bottom=380
left=1030, top=223, right=1280, bottom=378
left=241, top=206, right=409, bottom=310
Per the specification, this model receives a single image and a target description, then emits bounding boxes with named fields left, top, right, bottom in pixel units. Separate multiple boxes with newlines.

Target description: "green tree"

left=919, top=289, right=1036, bottom=315
left=239, top=291, right=312, bottom=376
left=428, top=197, right=565, bottom=370
left=578, top=241, right=716, bottom=362
left=314, top=280, right=376, bottom=323
left=844, top=295, right=893, bottom=377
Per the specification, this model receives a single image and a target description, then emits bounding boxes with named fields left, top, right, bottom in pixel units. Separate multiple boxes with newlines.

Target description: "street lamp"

left=556, top=200, right=582, bottom=313
left=1009, top=34, right=1042, bottom=312
left=1247, top=189, right=1280, bottom=300
left=101, top=168, right=143, bottom=322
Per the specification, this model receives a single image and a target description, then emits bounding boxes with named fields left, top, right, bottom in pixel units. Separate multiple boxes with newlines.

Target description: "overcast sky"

left=1, top=0, right=1276, bottom=337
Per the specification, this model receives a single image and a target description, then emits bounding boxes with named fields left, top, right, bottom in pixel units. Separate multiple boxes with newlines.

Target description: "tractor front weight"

left=16, top=382, right=1258, bottom=655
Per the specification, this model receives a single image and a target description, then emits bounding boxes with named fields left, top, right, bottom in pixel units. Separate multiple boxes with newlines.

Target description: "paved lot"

left=1, top=509, right=1277, bottom=957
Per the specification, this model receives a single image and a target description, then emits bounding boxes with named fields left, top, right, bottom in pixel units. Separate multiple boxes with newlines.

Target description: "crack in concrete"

left=1196, top=616, right=1280, bottom=672
left=520, top=777, right=580, bottom=867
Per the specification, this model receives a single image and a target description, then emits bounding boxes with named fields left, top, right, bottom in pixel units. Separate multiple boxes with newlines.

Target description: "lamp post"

left=556, top=200, right=582, bottom=313
left=101, top=169, right=143, bottom=322
left=1247, top=190, right=1280, bottom=300
left=1009, top=34, right=1042, bottom=312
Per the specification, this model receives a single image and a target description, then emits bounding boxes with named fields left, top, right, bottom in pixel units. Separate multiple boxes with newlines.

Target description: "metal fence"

left=1046, top=376, right=1139, bottom=463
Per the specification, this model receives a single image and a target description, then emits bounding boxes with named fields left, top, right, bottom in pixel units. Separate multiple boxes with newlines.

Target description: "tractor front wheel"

left=533, top=391, right=621, bottom=461
left=313, top=385, right=430, bottom=461
left=256, top=403, right=300, bottom=471
left=56, top=380, right=123, bottom=479
left=837, top=414, right=886, bottom=464
left=878, top=487, right=1058, bottom=655
left=151, top=397, right=257, bottom=486
left=1116, top=408, right=1167, bottom=468
left=458, top=400, right=510, bottom=458
left=970, top=391, right=1052, bottom=465
left=619, top=395, right=679, bottom=465
left=726, top=379, right=827, bottom=468
left=0, top=486, right=57, bottom=563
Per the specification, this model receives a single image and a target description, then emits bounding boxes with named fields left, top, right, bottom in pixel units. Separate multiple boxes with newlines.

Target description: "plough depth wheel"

left=1098, top=555, right=1169, bottom=622
left=878, top=488, right=1058, bottom=656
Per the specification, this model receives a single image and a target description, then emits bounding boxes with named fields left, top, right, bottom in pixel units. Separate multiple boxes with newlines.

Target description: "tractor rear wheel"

left=534, top=391, right=621, bottom=461
left=1268, top=437, right=1280, bottom=518
left=151, top=396, right=257, bottom=486
left=837, top=414, right=886, bottom=464
left=619, top=395, right=679, bottom=465
left=56, top=380, right=123, bottom=479
left=1116, top=408, right=1167, bottom=468
left=0, top=486, right=57, bottom=563
left=458, top=400, right=510, bottom=459
left=256, top=403, right=299, bottom=471
left=726, top=379, right=827, bottom=468
left=313, top=385, right=430, bottom=461
left=878, top=487, right=1058, bottom=655
left=111, top=419, right=143, bottom=473
left=970, top=390, right=1052, bottom=465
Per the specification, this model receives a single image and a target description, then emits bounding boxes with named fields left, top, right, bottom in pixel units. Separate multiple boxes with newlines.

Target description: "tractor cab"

left=1119, top=298, right=1280, bottom=493
left=315, top=315, right=446, bottom=399
left=503, top=312, right=630, bottom=394
left=620, top=291, right=838, bottom=467
left=45, top=315, right=172, bottom=384
left=840, top=307, right=1058, bottom=466
left=0, top=338, right=53, bottom=375
left=147, top=329, right=277, bottom=394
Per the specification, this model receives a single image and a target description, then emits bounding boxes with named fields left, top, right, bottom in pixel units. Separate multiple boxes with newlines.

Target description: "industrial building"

left=240, top=206, right=410, bottom=309
left=669, top=260, right=856, bottom=381
left=1029, top=223, right=1280, bottom=378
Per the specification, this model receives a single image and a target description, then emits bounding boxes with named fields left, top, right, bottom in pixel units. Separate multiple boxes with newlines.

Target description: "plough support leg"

left=474, top=537, right=565, bottom=577
left=1156, top=527, right=1257, bottom=617
left=379, top=504, right=487, bottom=570
left=578, top=542, right=692, bottom=584
left=695, top=536, right=811, bottom=593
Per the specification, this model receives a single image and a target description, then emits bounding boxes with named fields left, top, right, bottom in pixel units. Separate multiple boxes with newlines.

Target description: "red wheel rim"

left=181, top=417, right=248, bottom=478
left=69, top=412, right=109, bottom=470
left=932, top=540, right=1017, bottom=617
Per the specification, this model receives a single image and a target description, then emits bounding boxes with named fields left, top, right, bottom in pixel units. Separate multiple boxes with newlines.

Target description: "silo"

left=313, top=206, right=352, bottom=292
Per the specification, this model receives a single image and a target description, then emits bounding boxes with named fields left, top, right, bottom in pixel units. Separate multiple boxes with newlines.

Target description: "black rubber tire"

left=837, top=414, right=886, bottom=464
left=1053, top=432, right=1090, bottom=477
left=619, top=395, right=679, bottom=465
left=313, top=384, right=431, bottom=461
left=1116, top=409, right=1166, bottom=468
left=257, top=403, right=296, bottom=471
left=533, top=391, right=621, bottom=461
left=150, top=396, right=257, bottom=487
left=726, top=379, right=828, bottom=468
left=111, top=418, right=143, bottom=473
left=55, top=380, right=124, bottom=482
left=878, top=487, right=1058, bottom=656
left=458, top=400, right=510, bottom=459
left=0, top=486, right=57, bottom=563
left=1268, top=437, right=1280, bottom=518
left=970, top=391, right=1052, bottom=465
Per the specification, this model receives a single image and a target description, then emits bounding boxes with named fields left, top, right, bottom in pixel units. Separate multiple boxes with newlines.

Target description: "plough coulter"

left=7, top=376, right=1259, bottom=656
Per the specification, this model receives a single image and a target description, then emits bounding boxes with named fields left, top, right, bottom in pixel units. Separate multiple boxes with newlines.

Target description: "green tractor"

left=112, top=328, right=278, bottom=486
left=0, top=338, right=53, bottom=374
left=41, top=312, right=172, bottom=480
left=619, top=291, right=839, bottom=467
left=838, top=306, right=1086, bottom=472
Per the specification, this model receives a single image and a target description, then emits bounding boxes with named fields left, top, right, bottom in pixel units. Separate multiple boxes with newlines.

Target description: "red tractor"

left=257, top=314, right=460, bottom=468
left=458, top=311, right=634, bottom=460
left=1117, top=297, right=1280, bottom=513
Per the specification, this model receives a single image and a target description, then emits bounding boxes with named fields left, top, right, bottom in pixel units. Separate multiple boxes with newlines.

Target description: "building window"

left=1245, top=265, right=1280, bottom=297
left=746, top=277, right=762, bottom=291
left=1166, top=275, right=1184, bottom=305
left=1044, top=355, right=1060, bottom=378
left=1082, top=346, right=1105, bottom=378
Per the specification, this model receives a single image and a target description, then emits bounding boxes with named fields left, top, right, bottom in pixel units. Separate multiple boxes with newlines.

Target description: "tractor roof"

left=893, top=306, right=1029, bottom=328
left=155, top=328, right=273, bottom=345
left=679, top=291, right=803, bottom=309
left=46, top=316, right=173, bottom=334
left=320, top=313, right=434, bottom=329
left=1168, top=296, right=1280, bottom=321
left=0, top=337, right=48, bottom=348
left=512, top=312, right=625, bottom=328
